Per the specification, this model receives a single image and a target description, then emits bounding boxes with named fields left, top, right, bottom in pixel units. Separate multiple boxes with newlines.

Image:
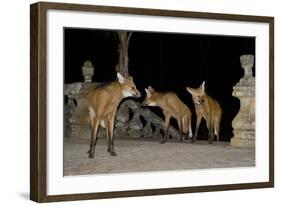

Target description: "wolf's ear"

left=148, top=86, right=155, bottom=93
left=117, top=72, right=125, bottom=84
left=186, top=87, right=194, bottom=94
left=200, top=81, right=205, bottom=92
left=145, top=88, right=152, bottom=97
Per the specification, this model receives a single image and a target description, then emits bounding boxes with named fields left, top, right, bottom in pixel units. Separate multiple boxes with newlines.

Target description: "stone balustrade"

left=64, top=96, right=182, bottom=140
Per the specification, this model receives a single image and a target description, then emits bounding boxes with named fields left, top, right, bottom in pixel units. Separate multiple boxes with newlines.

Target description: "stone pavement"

left=63, top=137, right=255, bottom=176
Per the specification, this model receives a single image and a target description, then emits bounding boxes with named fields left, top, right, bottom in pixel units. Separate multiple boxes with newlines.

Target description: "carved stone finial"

left=82, top=60, right=94, bottom=83
left=238, top=55, right=255, bottom=86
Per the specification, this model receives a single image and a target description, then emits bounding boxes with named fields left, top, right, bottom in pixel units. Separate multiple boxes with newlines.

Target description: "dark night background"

left=64, top=28, right=255, bottom=142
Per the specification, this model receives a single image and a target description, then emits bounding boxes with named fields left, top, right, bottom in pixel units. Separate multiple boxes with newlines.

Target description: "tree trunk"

left=115, top=31, right=133, bottom=77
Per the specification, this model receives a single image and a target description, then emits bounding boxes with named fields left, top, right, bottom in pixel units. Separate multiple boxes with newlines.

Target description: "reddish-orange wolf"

left=142, top=86, right=192, bottom=143
left=87, top=72, right=141, bottom=158
left=186, top=81, right=222, bottom=143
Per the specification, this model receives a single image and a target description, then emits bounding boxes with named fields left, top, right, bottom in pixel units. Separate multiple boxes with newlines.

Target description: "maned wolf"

left=142, top=86, right=192, bottom=143
left=186, top=81, right=222, bottom=143
left=87, top=72, right=141, bottom=158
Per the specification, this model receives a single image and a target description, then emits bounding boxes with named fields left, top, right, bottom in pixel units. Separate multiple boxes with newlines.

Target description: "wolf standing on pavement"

left=186, top=81, right=222, bottom=144
left=143, top=86, right=193, bottom=143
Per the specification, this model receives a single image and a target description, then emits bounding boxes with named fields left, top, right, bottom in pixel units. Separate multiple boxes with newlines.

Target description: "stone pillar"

left=231, top=55, right=255, bottom=148
left=64, top=60, right=94, bottom=139
left=82, top=60, right=94, bottom=83
left=64, top=98, right=76, bottom=138
left=69, top=97, right=90, bottom=138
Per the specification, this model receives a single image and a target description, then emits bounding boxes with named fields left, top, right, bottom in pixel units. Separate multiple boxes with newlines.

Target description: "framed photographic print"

left=30, top=1, right=274, bottom=202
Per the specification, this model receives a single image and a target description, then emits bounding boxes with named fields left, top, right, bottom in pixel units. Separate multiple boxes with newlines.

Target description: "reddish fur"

left=87, top=73, right=141, bottom=158
left=143, top=87, right=192, bottom=143
left=186, top=82, right=222, bottom=143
